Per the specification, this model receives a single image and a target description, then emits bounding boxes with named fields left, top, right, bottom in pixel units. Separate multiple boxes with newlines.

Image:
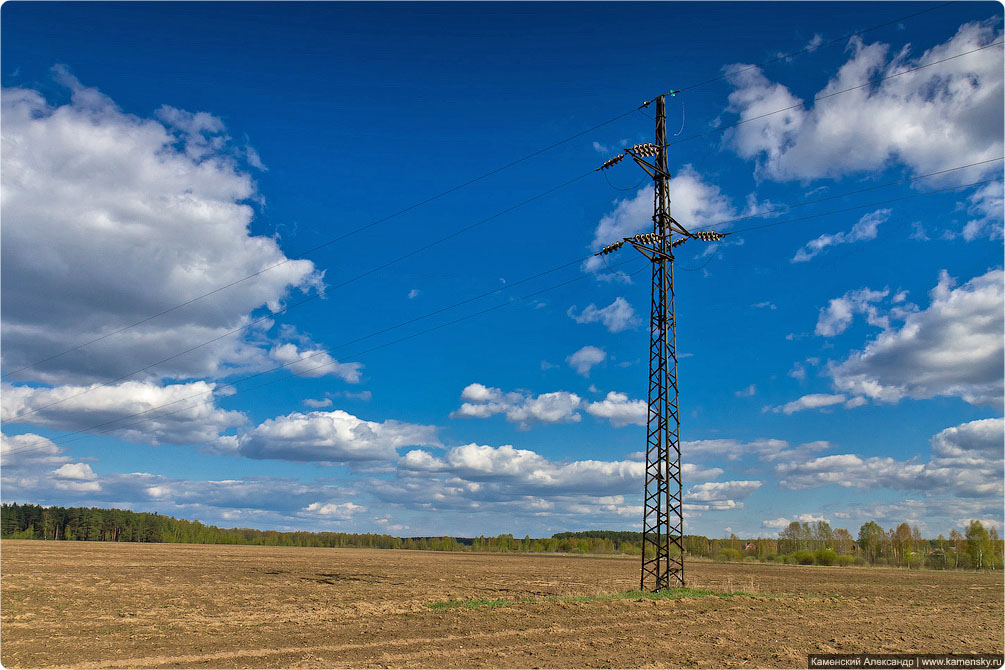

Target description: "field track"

left=2, top=540, right=1002, bottom=668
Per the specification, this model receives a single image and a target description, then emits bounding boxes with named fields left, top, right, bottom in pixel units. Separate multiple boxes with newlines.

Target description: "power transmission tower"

left=595, top=93, right=725, bottom=591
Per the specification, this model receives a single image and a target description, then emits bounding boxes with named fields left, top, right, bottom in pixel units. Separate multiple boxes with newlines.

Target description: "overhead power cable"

left=2, top=99, right=643, bottom=380
left=7, top=173, right=997, bottom=458
left=665, top=41, right=1003, bottom=150
left=5, top=170, right=594, bottom=423
left=670, top=2, right=955, bottom=96
left=703, top=157, right=1004, bottom=232
left=4, top=256, right=645, bottom=456
left=727, top=177, right=999, bottom=236
left=3, top=1, right=960, bottom=379
left=677, top=159, right=1003, bottom=270
left=8, top=157, right=998, bottom=423
left=7, top=14, right=992, bottom=430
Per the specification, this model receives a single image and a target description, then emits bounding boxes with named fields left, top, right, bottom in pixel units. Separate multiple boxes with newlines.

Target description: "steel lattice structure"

left=594, top=94, right=725, bottom=591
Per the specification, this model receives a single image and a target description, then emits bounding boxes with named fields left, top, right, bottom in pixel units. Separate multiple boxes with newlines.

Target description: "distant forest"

left=2, top=503, right=1001, bottom=570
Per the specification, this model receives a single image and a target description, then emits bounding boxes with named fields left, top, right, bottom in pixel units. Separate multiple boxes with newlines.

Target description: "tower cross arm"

left=597, top=143, right=670, bottom=178
left=667, top=229, right=729, bottom=250
left=624, top=144, right=669, bottom=180
left=592, top=229, right=729, bottom=259
left=666, top=215, right=691, bottom=237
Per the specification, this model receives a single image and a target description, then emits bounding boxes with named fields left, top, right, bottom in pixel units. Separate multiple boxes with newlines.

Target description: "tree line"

left=2, top=503, right=1001, bottom=570
left=716, top=519, right=1002, bottom=570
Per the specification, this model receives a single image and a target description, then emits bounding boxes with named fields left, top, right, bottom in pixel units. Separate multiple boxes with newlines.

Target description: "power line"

left=676, top=176, right=1000, bottom=269
left=670, top=2, right=955, bottom=96
left=9, top=157, right=998, bottom=423
left=7, top=255, right=626, bottom=446
left=728, top=177, right=999, bottom=236
left=4, top=257, right=646, bottom=457
left=5, top=170, right=594, bottom=422
left=3, top=2, right=960, bottom=379
left=8, top=174, right=995, bottom=458
left=0, top=146, right=624, bottom=381
left=7, top=13, right=993, bottom=432
left=665, top=40, right=1003, bottom=150
left=705, top=158, right=1004, bottom=232
left=679, top=243, right=722, bottom=273
left=602, top=169, right=648, bottom=191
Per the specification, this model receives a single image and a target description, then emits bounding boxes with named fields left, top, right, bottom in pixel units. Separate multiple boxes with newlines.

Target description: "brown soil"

left=1, top=540, right=1002, bottom=668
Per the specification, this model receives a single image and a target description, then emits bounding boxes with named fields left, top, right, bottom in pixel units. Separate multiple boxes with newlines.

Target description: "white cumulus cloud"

left=237, top=409, right=439, bottom=463
left=566, top=346, right=606, bottom=377
left=793, top=209, right=890, bottom=263
left=51, top=462, right=101, bottom=492
left=685, top=480, right=761, bottom=511
left=396, top=442, right=645, bottom=497
left=723, top=22, right=1004, bottom=239
left=2, top=380, right=245, bottom=446
left=772, top=393, right=847, bottom=415
left=301, top=501, right=366, bottom=518
left=775, top=418, right=1003, bottom=500
left=682, top=437, right=832, bottom=463
left=52, top=462, right=97, bottom=481
left=815, top=287, right=892, bottom=337
left=1, top=432, right=70, bottom=470
left=1, top=70, right=327, bottom=387
left=303, top=397, right=333, bottom=409
left=584, top=166, right=745, bottom=274
left=269, top=343, right=361, bottom=381
left=567, top=297, right=640, bottom=332
left=451, top=384, right=582, bottom=429
left=830, top=268, right=1004, bottom=409
left=585, top=391, right=647, bottom=427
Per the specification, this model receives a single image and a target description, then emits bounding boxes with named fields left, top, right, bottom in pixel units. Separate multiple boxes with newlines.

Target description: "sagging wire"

left=5, top=253, right=644, bottom=458
left=601, top=250, right=628, bottom=278
left=636, top=95, right=683, bottom=139
left=601, top=249, right=640, bottom=280
left=679, top=239, right=723, bottom=272
left=602, top=168, right=648, bottom=192
left=619, top=259, right=651, bottom=279
left=673, top=96, right=685, bottom=136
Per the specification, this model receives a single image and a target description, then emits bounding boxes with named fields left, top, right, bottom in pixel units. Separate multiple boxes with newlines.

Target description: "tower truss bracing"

left=594, top=93, right=726, bottom=591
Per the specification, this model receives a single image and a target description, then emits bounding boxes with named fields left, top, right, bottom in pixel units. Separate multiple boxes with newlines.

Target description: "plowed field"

left=2, top=540, right=1002, bottom=668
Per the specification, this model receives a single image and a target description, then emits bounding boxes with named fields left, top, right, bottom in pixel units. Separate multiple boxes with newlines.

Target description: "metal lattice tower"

left=594, top=93, right=726, bottom=591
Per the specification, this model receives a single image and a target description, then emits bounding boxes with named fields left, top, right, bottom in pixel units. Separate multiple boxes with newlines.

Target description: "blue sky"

left=2, top=1, right=1002, bottom=539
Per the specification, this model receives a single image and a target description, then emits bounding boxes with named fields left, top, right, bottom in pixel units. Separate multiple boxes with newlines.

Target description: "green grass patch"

left=427, top=598, right=514, bottom=610
left=427, top=587, right=785, bottom=610
left=554, top=588, right=755, bottom=603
